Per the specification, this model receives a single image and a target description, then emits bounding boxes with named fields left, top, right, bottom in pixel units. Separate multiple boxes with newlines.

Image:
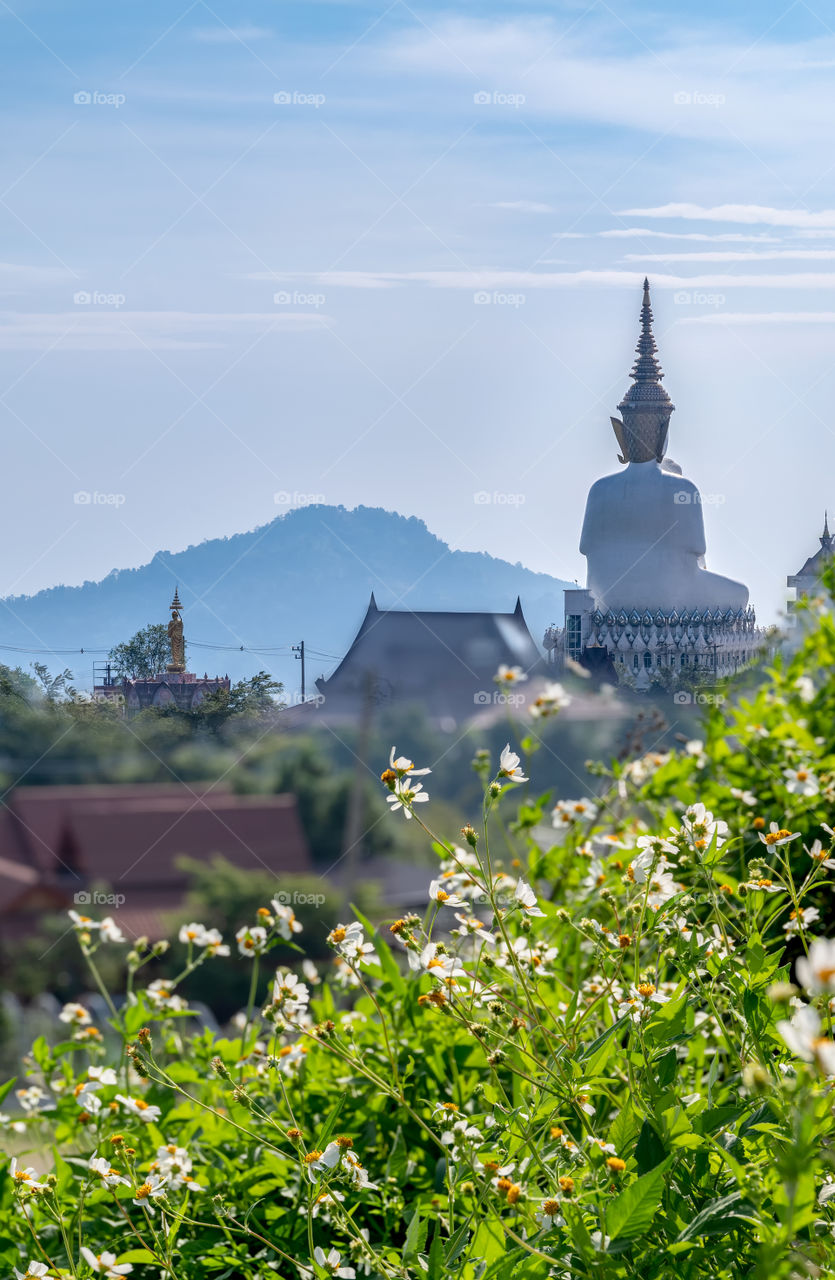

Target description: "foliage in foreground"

left=5, top=601, right=835, bottom=1278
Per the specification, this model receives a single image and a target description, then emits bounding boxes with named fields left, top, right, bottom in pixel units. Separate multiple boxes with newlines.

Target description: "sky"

left=1, top=0, right=835, bottom=637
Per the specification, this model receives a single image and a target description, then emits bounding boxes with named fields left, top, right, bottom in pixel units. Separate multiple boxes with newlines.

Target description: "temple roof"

left=617, top=278, right=674, bottom=412
left=791, top=512, right=834, bottom=580
left=316, top=595, right=545, bottom=712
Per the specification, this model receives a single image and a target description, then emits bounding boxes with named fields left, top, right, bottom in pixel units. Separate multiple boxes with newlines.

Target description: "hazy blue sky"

left=1, top=0, right=834, bottom=631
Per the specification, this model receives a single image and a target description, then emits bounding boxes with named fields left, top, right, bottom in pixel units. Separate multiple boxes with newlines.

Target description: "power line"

left=0, top=639, right=341, bottom=660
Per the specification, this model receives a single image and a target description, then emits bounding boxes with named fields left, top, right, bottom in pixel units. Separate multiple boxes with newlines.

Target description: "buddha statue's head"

left=611, top=279, right=674, bottom=464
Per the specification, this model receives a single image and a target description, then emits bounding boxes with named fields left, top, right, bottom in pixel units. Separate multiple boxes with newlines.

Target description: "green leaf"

left=677, top=1192, right=756, bottom=1241
left=606, top=1163, right=667, bottom=1242
left=404, top=1206, right=428, bottom=1262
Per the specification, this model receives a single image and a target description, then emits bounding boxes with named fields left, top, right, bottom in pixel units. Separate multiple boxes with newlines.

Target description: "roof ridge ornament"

left=610, top=278, right=675, bottom=465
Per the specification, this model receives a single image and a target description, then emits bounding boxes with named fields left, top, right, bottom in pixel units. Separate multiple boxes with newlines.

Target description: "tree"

left=109, top=623, right=173, bottom=679
left=189, top=671, right=285, bottom=733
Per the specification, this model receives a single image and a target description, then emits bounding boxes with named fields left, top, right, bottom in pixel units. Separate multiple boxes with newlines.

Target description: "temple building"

left=316, top=593, right=545, bottom=716
left=787, top=515, right=834, bottom=611
left=95, top=590, right=231, bottom=715
left=545, top=281, right=762, bottom=689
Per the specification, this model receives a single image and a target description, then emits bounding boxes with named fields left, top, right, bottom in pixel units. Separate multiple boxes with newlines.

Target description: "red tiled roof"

left=0, top=784, right=312, bottom=915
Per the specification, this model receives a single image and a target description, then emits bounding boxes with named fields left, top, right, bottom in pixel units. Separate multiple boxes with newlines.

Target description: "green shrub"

left=5, top=593, right=835, bottom=1279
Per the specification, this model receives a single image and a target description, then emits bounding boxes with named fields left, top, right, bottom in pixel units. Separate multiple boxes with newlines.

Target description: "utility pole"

left=292, top=641, right=305, bottom=702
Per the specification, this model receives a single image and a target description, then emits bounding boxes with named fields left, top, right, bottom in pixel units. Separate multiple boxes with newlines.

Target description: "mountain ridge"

left=0, top=505, right=573, bottom=692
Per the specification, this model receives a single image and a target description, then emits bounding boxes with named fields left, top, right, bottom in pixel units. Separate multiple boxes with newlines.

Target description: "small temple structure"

left=787, top=514, right=834, bottom=612
left=316, top=593, right=545, bottom=715
left=545, top=280, right=762, bottom=688
left=95, top=590, right=230, bottom=715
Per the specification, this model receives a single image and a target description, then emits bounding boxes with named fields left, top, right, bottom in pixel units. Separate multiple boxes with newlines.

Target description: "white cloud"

left=257, top=268, right=835, bottom=291
left=623, top=249, right=835, bottom=263
left=191, top=25, right=273, bottom=44
left=0, top=311, right=331, bottom=351
left=488, top=201, right=555, bottom=213
left=620, top=203, right=835, bottom=229
left=598, top=228, right=781, bottom=243
left=679, top=312, right=835, bottom=324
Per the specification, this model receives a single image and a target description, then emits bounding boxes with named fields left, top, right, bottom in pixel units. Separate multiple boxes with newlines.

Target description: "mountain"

left=0, top=506, right=574, bottom=694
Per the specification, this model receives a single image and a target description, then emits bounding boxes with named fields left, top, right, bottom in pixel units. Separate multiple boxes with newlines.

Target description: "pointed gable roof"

left=317, top=601, right=545, bottom=711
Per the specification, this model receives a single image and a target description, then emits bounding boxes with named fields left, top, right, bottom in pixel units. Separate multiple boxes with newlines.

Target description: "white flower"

left=313, top=1246, right=355, bottom=1278
left=452, top=913, right=494, bottom=944
left=795, top=675, right=815, bottom=703
left=59, top=1002, right=91, bottom=1025
left=327, top=921, right=378, bottom=966
left=740, top=877, right=784, bottom=894
left=535, top=1196, right=564, bottom=1228
left=9, top=1158, right=46, bottom=1190
left=530, top=682, right=571, bottom=719
left=494, top=664, right=527, bottom=686
left=80, top=1248, right=133, bottom=1278
left=386, top=777, right=429, bottom=818
left=618, top=982, right=671, bottom=1024
left=133, top=1174, right=167, bottom=1206
left=784, top=906, right=821, bottom=935
left=513, top=878, right=545, bottom=917
left=73, top=1080, right=103, bottom=1112
left=343, top=1148, right=379, bottom=1190
left=178, top=921, right=227, bottom=950
left=100, top=917, right=126, bottom=943
left=271, top=903, right=303, bottom=940
left=145, top=979, right=187, bottom=1012
left=498, top=744, right=528, bottom=784
left=88, top=1155, right=130, bottom=1188
left=784, top=765, right=820, bottom=797
left=87, top=1066, right=118, bottom=1085
left=808, top=840, right=835, bottom=871
left=115, top=1094, right=162, bottom=1123
left=272, top=971, right=310, bottom=1019
left=553, top=798, right=599, bottom=831
left=428, top=879, right=464, bottom=907
left=628, top=846, right=676, bottom=884
left=730, top=787, right=757, bottom=807
left=153, top=1143, right=202, bottom=1191
left=69, top=910, right=101, bottom=930
left=15, top=1087, right=50, bottom=1113
left=388, top=747, right=431, bottom=778
left=14, top=1263, right=50, bottom=1279
left=408, top=943, right=466, bottom=981
left=759, top=823, right=800, bottom=850
left=796, top=938, right=835, bottom=996
left=676, top=803, right=728, bottom=852
left=777, top=1004, right=835, bottom=1073
left=236, top=925, right=268, bottom=957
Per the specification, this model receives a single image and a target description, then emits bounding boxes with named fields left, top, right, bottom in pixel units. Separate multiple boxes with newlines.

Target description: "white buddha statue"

left=579, top=280, right=748, bottom=614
